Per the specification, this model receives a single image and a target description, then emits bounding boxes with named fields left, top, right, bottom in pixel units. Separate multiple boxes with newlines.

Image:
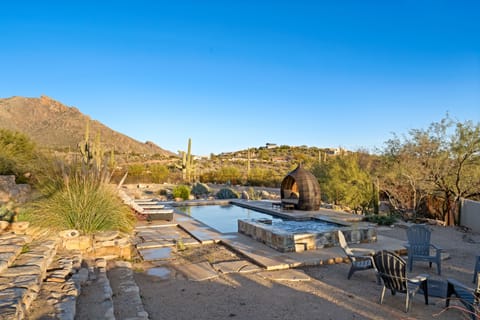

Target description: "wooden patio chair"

left=446, top=273, right=480, bottom=320
left=373, top=250, right=429, bottom=312
left=406, top=225, right=442, bottom=275
left=337, top=230, right=379, bottom=283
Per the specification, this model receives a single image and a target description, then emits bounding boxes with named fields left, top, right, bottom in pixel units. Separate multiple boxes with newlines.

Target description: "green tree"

left=215, top=166, right=242, bottom=185
left=313, top=153, right=373, bottom=213
left=0, top=129, right=37, bottom=182
left=378, top=136, right=429, bottom=220
left=149, top=163, right=169, bottom=183
left=128, top=163, right=146, bottom=180
left=379, top=117, right=480, bottom=225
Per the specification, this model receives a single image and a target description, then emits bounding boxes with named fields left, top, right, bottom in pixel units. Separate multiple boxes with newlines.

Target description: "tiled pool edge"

left=238, top=219, right=377, bottom=253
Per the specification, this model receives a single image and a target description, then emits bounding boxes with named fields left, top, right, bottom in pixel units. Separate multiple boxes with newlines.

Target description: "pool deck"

left=230, top=199, right=367, bottom=225
left=135, top=200, right=407, bottom=271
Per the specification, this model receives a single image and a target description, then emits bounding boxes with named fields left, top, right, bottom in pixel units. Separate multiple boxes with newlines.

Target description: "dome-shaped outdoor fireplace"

left=280, top=164, right=321, bottom=211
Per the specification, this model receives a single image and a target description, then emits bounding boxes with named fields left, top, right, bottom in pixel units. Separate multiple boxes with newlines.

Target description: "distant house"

left=324, top=147, right=347, bottom=156
left=265, top=143, right=278, bottom=149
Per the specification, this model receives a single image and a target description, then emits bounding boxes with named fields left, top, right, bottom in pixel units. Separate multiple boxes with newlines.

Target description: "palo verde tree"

left=378, top=135, right=430, bottom=220
left=380, top=116, right=480, bottom=225
left=312, top=153, right=373, bottom=213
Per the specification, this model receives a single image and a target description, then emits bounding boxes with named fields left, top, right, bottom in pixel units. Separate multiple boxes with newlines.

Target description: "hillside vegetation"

left=1, top=96, right=479, bottom=227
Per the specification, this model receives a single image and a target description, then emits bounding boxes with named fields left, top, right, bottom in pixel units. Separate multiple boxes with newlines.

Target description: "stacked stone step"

left=0, top=232, right=59, bottom=320
left=27, top=251, right=84, bottom=320
left=108, top=261, right=149, bottom=320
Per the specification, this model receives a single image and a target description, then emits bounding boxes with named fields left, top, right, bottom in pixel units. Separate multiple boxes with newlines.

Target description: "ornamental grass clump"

left=32, top=175, right=135, bottom=234
left=30, top=121, right=135, bottom=234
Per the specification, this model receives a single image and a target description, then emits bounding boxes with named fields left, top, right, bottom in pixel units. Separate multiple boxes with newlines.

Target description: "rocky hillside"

left=0, top=96, right=175, bottom=157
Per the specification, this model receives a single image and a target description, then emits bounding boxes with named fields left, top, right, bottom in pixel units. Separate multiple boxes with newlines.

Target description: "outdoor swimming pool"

left=176, top=204, right=281, bottom=233
left=176, top=203, right=376, bottom=252
left=176, top=204, right=340, bottom=234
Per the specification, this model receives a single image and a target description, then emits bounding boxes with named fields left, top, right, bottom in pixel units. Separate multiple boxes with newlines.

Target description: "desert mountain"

left=0, top=96, right=175, bottom=157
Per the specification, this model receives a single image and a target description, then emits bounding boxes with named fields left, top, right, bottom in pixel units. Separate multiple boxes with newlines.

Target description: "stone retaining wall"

left=238, top=219, right=377, bottom=253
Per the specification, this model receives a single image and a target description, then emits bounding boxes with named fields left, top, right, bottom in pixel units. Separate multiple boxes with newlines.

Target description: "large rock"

left=0, top=175, right=31, bottom=204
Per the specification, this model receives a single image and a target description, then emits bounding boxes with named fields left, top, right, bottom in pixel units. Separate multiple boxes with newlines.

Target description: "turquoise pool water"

left=176, top=204, right=340, bottom=234
left=176, top=205, right=280, bottom=233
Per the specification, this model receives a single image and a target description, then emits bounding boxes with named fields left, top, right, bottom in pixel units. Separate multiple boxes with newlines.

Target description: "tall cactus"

left=180, top=138, right=194, bottom=183
left=78, top=118, right=109, bottom=182
left=187, top=138, right=192, bottom=182
left=247, top=148, right=251, bottom=178
left=79, top=118, right=92, bottom=164
left=181, top=151, right=187, bottom=181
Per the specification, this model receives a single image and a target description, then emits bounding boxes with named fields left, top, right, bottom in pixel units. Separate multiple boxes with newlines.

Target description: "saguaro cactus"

left=78, top=118, right=109, bottom=181
left=181, top=138, right=194, bottom=182
left=79, top=119, right=92, bottom=164
left=247, top=148, right=251, bottom=178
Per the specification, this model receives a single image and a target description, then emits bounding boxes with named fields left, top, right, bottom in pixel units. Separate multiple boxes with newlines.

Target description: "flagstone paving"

left=257, top=269, right=311, bottom=282
left=175, top=261, right=219, bottom=281
left=212, top=260, right=261, bottom=274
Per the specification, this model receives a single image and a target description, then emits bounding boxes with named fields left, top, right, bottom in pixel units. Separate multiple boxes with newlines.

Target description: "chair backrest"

left=373, top=250, right=408, bottom=293
left=476, top=272, right=480, bottom=303
left=407, top=225, right=431, bottom=256
left=338, top=230, right=353, bottom=256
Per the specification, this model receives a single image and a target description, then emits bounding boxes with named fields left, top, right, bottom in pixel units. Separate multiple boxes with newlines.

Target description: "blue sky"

left=1, top=1, right=479, bottom=155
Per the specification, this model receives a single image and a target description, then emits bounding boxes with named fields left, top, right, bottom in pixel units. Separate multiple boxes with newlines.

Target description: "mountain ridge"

left=0, top=95, right=175, bottom=157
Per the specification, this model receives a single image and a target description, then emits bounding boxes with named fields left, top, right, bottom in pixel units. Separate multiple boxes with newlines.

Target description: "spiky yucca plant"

left=30, top=121, right=135, bottom=234
left=32, top=174, right=134, bottom=233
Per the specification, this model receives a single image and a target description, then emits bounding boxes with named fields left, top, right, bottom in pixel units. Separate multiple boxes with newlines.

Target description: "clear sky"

left=1, top=1, right=479, bottom=155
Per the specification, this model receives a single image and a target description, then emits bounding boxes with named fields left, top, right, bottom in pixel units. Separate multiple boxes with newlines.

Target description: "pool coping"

left=141, top=199, right=406, bottom=270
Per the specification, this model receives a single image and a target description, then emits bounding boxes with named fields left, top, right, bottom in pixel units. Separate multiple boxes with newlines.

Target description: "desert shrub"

left=31, top=174, right=135, bottom=234
left=216, top=188, right=239, bottom=199
left=0, top=203, right=16, bottom=222
left=246, top=187, right=262, bottom=200
left=173, top=185, right=190, bottom=200
left=29, top=125, right=135, bottom=234
left=0, top=129, right=39, bottom=182
left=211, top=166, right=242, bottom=185
left=148, top=163, right=170, bottom=183
left=365, top=214, right=397, bottom=226
left=191, top=182, right=210, bottom=198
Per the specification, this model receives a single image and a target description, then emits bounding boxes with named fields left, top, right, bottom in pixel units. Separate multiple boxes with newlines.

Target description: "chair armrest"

left=447, top=278, right=474, bottom=292
left=408, top=274, right=429, bottom=283
left=430, top=244, right=442, bottom=251
left=348, top=252, right=373, bottom=259
left=350, top=248, right=376, bottom=256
